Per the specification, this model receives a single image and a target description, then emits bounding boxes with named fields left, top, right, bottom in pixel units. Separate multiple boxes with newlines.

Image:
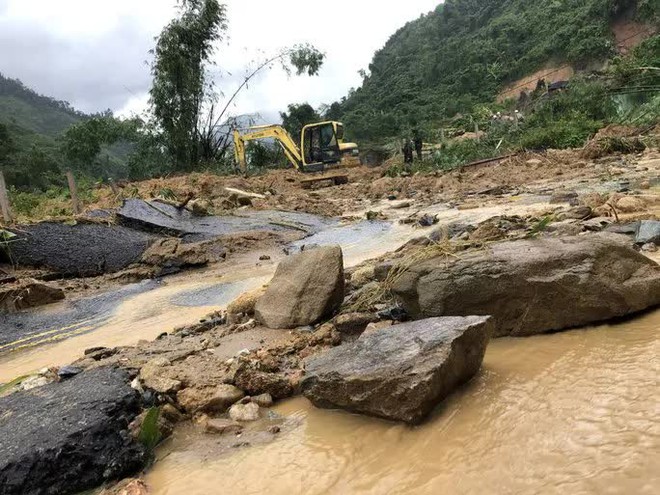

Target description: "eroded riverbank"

left=0, top=197, right=561, bottom=380
left=146, top=309, right=660, bottom=495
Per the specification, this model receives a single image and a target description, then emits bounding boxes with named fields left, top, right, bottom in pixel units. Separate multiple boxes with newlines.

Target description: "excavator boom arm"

left=233, top=125, right=303, bottom=173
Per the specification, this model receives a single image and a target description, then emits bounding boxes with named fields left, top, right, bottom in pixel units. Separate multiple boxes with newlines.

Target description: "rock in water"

left=205, top=418, right=243, bottom=435
left=301, top=316, right=493, bottom=424
left=391, top=233, right=660, bottom=337
left=0, top=367, right=145, bottom=495
left=206, top=384, right=245, bottom=412
left=255, top=246, right=344, bottom=329
left=228, top=402, right=260, bottom=422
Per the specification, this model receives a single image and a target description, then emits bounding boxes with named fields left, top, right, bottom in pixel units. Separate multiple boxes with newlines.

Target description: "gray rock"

left=206, top=384, right=245, bottom=412
left=228, top=402, right=260, bottom=422
left=555, top=206, right=592, bottom=221
left=605, top=221, right=640, bottom=236
left=0, top=367, right=145, bottom=495
left=391, top=233, right=660, bottom=337
left=546, top=219, right=583, bottom=237
left=255, top=246, right=344, bottom=329
left=635, top=220, right=660, bottom=245
left=581, top=217, right=613, bottom=231
left=251, top=393, right=274, bottom=408
left=332, top=312, right=379, bottom=335
left=302, top=316, right=493, bottom=424
left=57, top=365, right=82, bottom=379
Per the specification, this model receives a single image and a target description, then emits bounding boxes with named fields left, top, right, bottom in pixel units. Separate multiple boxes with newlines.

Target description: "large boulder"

left=0, top=367, right=145, bottom=495
left=391, top=233, right=660, bottom=337
left=301, top=316, right=493, bottom=424
left=255, top=246, right=344, bottom=329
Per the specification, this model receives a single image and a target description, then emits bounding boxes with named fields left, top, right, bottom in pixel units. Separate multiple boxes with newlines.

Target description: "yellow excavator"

left=233, top=121, right=360, bottom=188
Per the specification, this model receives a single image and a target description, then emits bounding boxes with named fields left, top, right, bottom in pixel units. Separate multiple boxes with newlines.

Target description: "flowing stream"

left=147, top=309, right=660, bottom=495
left=2, top=199, right=551, bottom=380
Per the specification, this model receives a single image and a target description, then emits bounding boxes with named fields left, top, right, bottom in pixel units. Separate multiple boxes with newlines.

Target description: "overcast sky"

left=0, top=0, right=439, bottom=122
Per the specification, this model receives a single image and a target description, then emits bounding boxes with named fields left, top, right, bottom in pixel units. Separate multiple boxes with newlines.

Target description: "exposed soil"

left=70, top=140, right=660, bottom=222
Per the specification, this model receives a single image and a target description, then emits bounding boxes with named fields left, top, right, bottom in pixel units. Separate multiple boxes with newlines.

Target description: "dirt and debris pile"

left=581, top=125, right=647, bottom=159
left=140, top=238, right=227, bottom=274
left=0, top=279, right=65, bottom=313
left=255, top=245, right=345, bottom=329
left=0, top=367, right=145, bottom=495
left=301, top=316, right=493, bottom=424
left=391, top=233, right=660, bottom=337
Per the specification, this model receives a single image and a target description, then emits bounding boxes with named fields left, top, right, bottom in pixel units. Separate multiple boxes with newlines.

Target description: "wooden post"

left=474, top=121, right=480, bottom=142
left=0, top=170, right=12, bottom=224
left=66, top=170, right=81, bottom=215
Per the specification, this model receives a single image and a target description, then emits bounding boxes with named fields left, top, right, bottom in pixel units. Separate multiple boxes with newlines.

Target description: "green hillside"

left=333, top=0, right=659, bottom=142
left=0, top=74, right=84, bottom=136
left=0, top=74, right=136, bottom=191
left=0, top=74, right=88, bottom=189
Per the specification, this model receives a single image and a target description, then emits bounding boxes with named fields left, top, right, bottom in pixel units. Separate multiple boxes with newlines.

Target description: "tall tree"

left=149, top=0, right=325, bottom=172
left=150, top=0, right=227, bottom=171
left=280, top=103, right=321, bottom=144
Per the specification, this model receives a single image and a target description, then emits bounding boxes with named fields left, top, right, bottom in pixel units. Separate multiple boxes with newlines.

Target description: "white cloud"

left=0, top=0, right=440, bottom=119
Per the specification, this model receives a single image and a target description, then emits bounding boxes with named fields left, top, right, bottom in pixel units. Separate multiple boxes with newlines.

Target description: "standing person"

left=414, top=135, right=423, bottom=161
left=402, top=139, right=413, bottom=165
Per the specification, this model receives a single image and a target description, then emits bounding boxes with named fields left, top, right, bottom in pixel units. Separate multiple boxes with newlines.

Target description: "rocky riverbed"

left=0, top=146, right=659, bottom=494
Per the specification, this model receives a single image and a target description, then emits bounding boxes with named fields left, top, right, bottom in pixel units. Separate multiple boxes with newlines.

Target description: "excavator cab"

left=302, top=122, right=340, bottom=165
left=301, top=122, right=360, bottom=170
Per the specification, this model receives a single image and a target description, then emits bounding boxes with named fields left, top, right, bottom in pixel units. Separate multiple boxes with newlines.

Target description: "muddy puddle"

left=147, top=309, right=660, bottom=495
left=0, top=268, right=270, bottom=381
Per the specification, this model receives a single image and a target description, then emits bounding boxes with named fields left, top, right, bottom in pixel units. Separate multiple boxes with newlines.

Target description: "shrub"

left=518, top=114, right=602, bottom=150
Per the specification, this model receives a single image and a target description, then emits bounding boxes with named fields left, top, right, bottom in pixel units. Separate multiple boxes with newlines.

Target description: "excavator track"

left=299, top=173, right=349, bottom=189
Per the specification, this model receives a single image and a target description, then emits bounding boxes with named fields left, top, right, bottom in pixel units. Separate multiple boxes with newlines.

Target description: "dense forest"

left=331, top=0, right=659, bottom=141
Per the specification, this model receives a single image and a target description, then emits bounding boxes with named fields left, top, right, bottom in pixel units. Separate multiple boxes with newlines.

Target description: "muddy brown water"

left=147, top=309, right=660, bottom=495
